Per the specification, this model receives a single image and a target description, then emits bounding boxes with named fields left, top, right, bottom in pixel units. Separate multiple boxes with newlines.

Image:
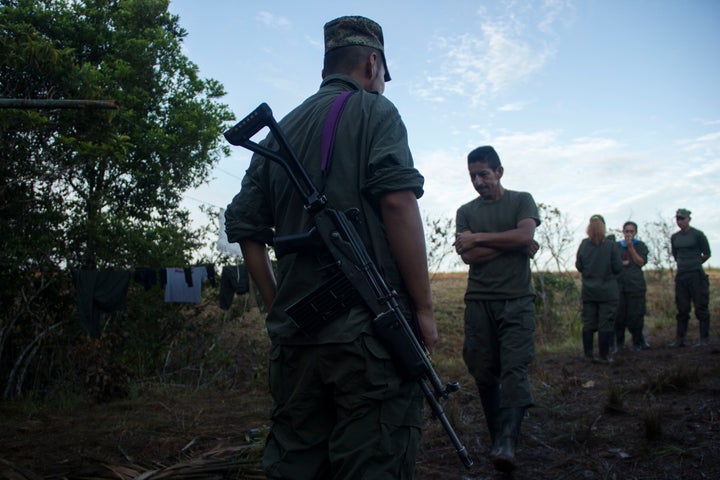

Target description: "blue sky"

left=170, top=0, right=719, bottom=269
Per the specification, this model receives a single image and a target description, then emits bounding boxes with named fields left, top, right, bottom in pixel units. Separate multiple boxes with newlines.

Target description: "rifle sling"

left=319, top=90, right=357, bottom=193
left=285, top=90, right=362, bottom=332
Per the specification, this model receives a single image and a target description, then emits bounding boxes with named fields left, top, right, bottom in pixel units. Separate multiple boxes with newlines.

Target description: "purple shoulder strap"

left=320, top=90, right=357, bottom=182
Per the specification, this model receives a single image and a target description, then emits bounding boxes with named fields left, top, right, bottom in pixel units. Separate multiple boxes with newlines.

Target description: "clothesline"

left=71, top=263, right=249, bottom=337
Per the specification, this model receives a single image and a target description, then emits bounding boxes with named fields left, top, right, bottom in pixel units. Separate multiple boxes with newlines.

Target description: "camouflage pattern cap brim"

left=324, top=15, right=391, bottom=81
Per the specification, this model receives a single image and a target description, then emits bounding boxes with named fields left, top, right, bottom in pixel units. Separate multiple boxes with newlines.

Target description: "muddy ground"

left=2, top=334, right=718, bottom=480
left=2, top=290, right=719, bottom=479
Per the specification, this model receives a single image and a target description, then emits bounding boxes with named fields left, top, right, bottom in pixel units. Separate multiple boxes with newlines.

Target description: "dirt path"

left=2, top=332, right=718, bottom=479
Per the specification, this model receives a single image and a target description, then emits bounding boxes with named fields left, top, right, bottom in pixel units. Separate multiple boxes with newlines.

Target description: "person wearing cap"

left=225, top=15, right=437, bottom=479
left=575, top=214, right=623, bottom=363
left=453, top=146, right=540, bottom=472
left=614, top=221, right=651, bottom=351
left=669, top=208, right=712, bottom=347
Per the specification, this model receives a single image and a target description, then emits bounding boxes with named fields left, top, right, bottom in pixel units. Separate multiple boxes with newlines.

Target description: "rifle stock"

left=224, top=103, right=473, bottom=469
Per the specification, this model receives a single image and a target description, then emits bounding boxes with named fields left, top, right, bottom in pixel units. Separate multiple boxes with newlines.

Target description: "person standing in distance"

left=669, top=208, right=712, bottom=347
left=575, top=215, right=623, bottom=363
left=615, top=221, right=651, bottom=351
left=453, top=145, right=540, bottom=473
left=225, top=16, right=438, bottom=479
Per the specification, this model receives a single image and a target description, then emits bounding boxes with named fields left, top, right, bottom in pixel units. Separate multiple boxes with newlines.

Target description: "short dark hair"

left=323, top=45, right=382, bottom=76
left=623, top=221, right=638, bottom=232
left=467, top=146, right=501, bottom=170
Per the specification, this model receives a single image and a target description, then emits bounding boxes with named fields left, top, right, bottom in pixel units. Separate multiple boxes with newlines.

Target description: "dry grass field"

left=1, top=270, right=719, bottom=479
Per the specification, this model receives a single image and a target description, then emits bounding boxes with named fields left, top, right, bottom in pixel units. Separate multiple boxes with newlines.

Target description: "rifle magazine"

left=286, top=269, right=364, bottom=335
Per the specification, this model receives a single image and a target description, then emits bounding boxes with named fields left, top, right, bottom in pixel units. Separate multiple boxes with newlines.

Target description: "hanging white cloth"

left=217, top=208, right=243, bottom=257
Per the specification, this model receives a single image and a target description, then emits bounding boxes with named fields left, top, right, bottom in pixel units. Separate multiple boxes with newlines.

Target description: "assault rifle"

left=224, top=103, right=473, bottom=469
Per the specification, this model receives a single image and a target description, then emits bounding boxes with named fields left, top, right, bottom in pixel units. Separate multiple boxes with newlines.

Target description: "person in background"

left=575, top=214, right=622, bottom=363
left=669, top=208, right=712, bottom=347
left=225, top=16, right=437, bottom=479
left=615, top=221, right=651, bottom=351
left=453, top=145, right=540, bottom=473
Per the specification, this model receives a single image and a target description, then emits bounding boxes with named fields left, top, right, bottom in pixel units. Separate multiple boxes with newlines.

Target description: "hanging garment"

left=200, top=263, right=217, bottom=287
left=72, top=270, right=131, bottom=337
left=219, top=264, right=249, bottom=310
left=217, top=208, right=244, bottom=257
left=164, top=267, right=208, bottom=304
left=133, top=267, right=158, bottom=291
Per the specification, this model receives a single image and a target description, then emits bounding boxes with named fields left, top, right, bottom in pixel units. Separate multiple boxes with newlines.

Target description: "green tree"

left=0, top=0, right=232, bottom=398
left=1, top=0, right=232, bottom=271
left=642, top=215, right=676, bottom=281
left=532, top=203, right=574, bottom=273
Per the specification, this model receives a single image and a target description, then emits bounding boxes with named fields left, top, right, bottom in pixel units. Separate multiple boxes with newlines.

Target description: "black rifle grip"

left=224, top=103, right=274, bottom=146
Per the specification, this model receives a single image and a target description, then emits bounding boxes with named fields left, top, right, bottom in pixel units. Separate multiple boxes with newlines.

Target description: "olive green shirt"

left=617, top=239, right=649, bottom=293
left=575, top=237, right=622, bottom=302
left=671, top=227, right=711, bottom=273
left=455, top=190, right=540, bottom=300
left=225, top=75, right=424, bottom=345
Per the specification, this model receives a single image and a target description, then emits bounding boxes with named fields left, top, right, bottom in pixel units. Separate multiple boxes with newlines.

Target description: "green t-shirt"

left=225, top=75, right=424, bottom=345
left=455, top=190, right=540, bottom=300
left=617, top=239, right=649, bottom=293
left=671, top=227, right=711, bottom=273
left=575, top=237, right=622, bottom=301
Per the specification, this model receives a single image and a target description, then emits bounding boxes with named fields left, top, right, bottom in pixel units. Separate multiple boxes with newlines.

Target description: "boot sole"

left=491, top=454, right=517, bottom=472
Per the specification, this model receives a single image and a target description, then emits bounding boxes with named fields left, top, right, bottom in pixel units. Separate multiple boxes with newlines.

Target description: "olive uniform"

left=615, top=239, right=650, bottom=349
left=455, top=190, right=539, bottom=408
left=225, top=17, right=425, bottom=479
left=575, top=237, right=622, bottom=360
left=671, top=226, right=711, bottom=344
left=455, top=187, right=539, bottom=472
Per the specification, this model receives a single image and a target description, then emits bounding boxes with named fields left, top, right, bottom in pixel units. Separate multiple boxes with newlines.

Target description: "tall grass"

left=434, top=268, right=719, bottom=357
left=2, top=268, right=717, bottom=407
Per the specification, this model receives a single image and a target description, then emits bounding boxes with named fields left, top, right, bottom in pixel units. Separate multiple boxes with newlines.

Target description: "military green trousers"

left=462, top=296, right=536, bottom=408
left=263, top=334, right=424, bottom=480
left=615, top=292, right=646, bottom=336
left=582, top=299, right=618, bottom=333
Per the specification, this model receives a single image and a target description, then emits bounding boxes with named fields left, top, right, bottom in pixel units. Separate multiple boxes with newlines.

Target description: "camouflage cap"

left=324, top=15, right=391, bottom=81
left=676, top=208, right=691, bottom=218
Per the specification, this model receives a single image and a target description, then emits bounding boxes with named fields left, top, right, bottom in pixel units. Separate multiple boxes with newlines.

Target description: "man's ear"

left=496, top=165, right=504, bottom=179
left=364, top=52, right=378, bottom=80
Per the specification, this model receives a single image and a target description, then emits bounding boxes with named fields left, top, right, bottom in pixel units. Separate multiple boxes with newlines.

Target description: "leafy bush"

left=533, top=271, right=580, bottom=340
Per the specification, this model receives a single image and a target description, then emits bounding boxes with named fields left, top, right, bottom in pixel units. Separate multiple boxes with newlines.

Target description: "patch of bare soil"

left=418, top=333, right=720, bottom=480
left=1, top=327, right=719, bottom=479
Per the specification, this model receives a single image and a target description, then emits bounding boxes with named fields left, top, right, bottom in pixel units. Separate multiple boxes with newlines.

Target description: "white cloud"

left=305, top=34, right=323, bottom=51
left=415, top=128, right=720, bottom=270
left=498, top=102, right=526, bottom=112
left=678, top=130, right=720, bottom=151
left=536, top=0, right=577, bottom=34
left=418, top=2, right=570, bottom=105
left=256, top=11, right=290, bottom=28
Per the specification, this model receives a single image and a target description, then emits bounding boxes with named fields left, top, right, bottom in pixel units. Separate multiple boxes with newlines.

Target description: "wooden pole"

left=0, top=98, right=120, bottom=109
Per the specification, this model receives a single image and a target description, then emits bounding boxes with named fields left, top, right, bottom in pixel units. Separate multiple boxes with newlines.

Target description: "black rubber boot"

left=614, top=329, right=624, bottom=353
left=490, top=407, right=525, bottom=472
left=582, top=329, right=595, bottom=361
left=478, top=386, right=501, bottom=444
left=632, top=328, right=650, bottom=350
left=598, top=331, right=614, bottom=364
left=674, top=317, right=689, bottom=346
left=699, top=318, right=710, bottom=344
